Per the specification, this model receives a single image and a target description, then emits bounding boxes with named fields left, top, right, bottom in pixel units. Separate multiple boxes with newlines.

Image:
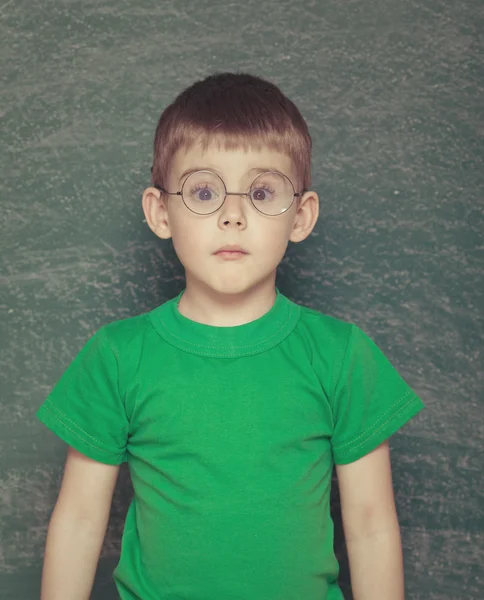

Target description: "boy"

left=37, top=72, right=424, bottom=600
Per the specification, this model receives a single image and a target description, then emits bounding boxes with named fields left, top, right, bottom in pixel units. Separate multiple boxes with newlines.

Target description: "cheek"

left=259, top=221, right=293, bottom=251
left=252, top=230, right=290, bottom=269
left=169, top=218, right=206, bottom=263
left=172, top=228, right=198, bottom=255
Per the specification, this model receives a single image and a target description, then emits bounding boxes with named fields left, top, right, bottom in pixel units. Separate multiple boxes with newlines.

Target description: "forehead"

left=170, top=142, right=296, bottom=183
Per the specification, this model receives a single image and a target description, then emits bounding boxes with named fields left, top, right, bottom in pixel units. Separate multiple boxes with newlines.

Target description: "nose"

left=218, top=192, right=249, bottom=226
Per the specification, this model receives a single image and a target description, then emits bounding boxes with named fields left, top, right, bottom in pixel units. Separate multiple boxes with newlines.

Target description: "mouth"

left=214, top=245, right=248, bottom=259
left=214, top=245, right=248, bottom=254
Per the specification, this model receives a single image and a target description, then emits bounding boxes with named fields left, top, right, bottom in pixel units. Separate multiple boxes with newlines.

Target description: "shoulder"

left=293, top=300, right=355, bottom=354
left=101, top=311, right=153, bottom=345
left=87, top=306, right=171, bottom=404
left=95, top=304, right=166, bottom=362
left=293, top=302, right=390, bottom=377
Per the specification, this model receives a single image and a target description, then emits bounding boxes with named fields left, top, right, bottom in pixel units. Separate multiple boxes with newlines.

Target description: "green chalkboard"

left=1, top=0, right=483, bottom=598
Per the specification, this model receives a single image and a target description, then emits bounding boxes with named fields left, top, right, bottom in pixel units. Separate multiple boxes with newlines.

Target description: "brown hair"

left=152, top=72, right=312, bottom=191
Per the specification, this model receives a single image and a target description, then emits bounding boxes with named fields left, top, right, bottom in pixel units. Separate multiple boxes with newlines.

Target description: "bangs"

left=152, top=73, right=312, bottom=190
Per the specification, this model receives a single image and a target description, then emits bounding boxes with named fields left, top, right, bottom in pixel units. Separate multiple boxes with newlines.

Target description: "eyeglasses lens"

left=250, top=172, right=294, bottom=215
left=182, top=171, right=225, bottom=214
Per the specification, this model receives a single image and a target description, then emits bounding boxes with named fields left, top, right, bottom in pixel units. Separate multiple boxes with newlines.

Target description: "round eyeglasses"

left=154, top=170, right=305, bottom=216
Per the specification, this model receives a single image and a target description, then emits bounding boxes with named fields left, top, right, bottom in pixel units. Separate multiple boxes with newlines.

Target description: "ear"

left=289, top=190, right=319, bottom=243
left=142, top=187, right=172, bottom=240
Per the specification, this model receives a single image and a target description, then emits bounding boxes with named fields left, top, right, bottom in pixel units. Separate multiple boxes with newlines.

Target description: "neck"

left=177, top=278, right=277, bottom=327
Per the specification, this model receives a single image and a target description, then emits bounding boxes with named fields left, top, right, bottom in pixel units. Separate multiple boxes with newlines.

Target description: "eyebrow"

left=178, top=166, right=287, bottom=185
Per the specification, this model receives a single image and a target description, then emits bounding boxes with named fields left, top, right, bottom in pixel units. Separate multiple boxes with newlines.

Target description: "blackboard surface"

left=1, top=1, right=483, bottom=598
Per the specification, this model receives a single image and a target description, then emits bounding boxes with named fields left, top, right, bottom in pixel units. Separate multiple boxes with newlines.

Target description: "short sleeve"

left=36, top=327, right=129, bottom=465
left=331, top=324, right=424, bottom=465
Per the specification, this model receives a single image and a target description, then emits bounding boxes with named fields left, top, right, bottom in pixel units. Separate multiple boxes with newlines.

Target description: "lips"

left=214, top=245, right=248, bottom=254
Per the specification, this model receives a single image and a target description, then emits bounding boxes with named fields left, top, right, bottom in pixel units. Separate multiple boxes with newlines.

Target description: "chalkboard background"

left=1, top=0, right=483, bottom=598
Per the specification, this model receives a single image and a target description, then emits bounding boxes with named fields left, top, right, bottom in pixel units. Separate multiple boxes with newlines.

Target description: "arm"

left=41, top=447, right=120, bottom=600
left=335, top=441, right=404, bottom=600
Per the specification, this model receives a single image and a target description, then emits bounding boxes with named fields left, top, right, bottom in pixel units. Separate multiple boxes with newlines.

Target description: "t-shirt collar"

left=150, top=287, right=301, bottom=358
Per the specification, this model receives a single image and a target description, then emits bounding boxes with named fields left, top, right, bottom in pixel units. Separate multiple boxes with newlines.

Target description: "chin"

left=186, top=267, right=275, bottom=297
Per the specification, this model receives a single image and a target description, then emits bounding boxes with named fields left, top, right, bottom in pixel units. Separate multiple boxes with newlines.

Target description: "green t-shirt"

left=37, top=288, right=424, bottom=600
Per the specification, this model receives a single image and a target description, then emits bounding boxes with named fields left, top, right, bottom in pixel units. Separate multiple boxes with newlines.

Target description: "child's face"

left=143, top=144, right=318, bottom=297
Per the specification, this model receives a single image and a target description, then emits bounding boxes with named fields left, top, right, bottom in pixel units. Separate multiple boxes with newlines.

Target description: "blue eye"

left=188, top=185, right=219, bottom=202
left=196, top=187, right=213, bottom=201
left=251, top=186, right=275, bottom=202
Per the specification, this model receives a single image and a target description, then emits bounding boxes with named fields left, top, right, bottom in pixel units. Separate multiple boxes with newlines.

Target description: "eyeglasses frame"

left=151, top=169, right=306, bottom=216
